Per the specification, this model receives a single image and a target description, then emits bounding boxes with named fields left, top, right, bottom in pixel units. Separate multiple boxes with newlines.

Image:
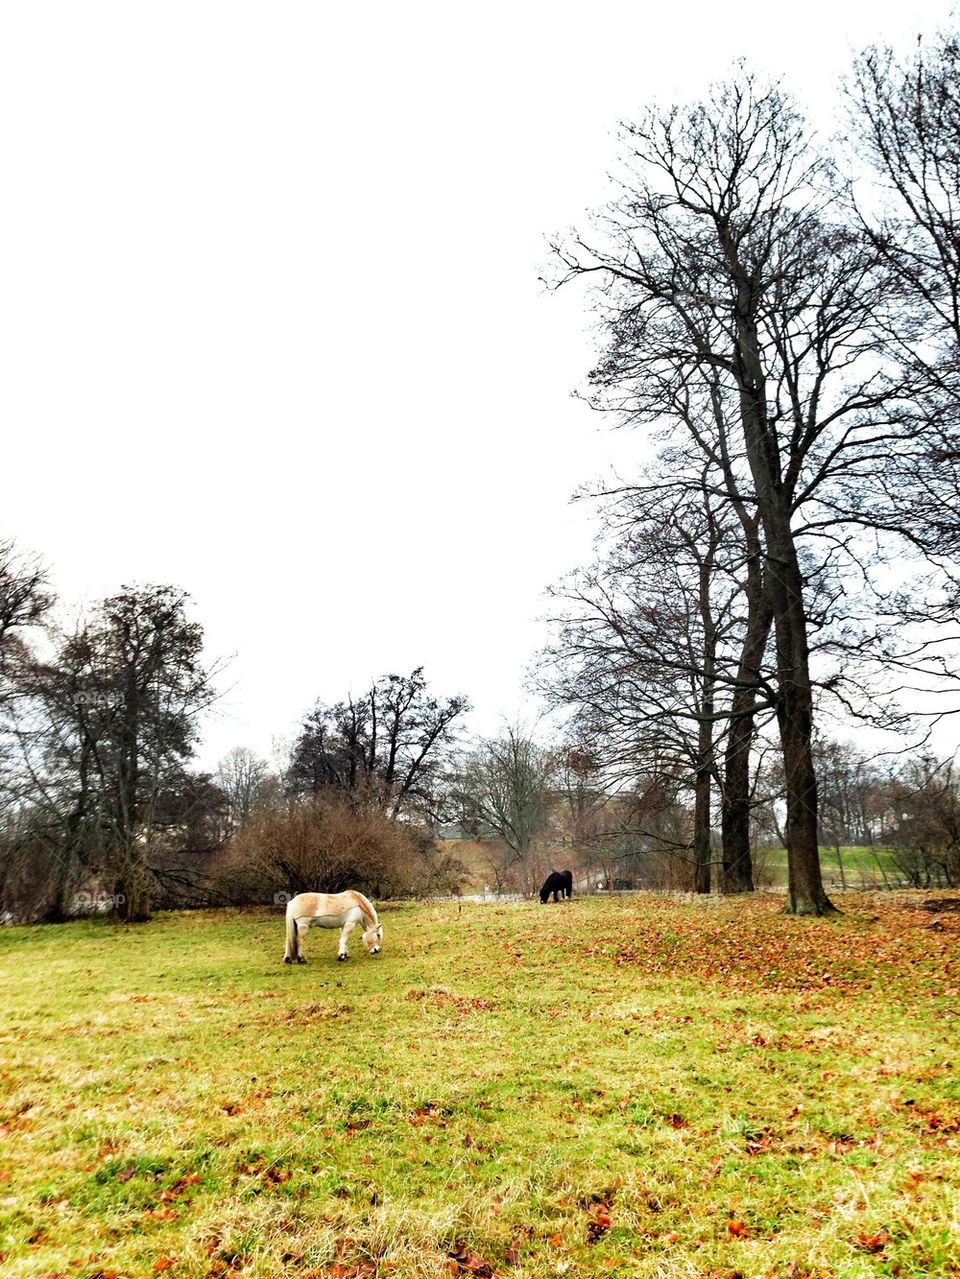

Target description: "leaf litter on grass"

left=0, top=892, right=958, bottom=1278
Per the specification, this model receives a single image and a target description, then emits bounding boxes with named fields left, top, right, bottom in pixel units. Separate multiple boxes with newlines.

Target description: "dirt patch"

left=405, top=987, right=494, bottom=1015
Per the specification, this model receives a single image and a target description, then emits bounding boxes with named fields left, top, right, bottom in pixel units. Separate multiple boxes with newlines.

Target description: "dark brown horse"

left=539, top=870, right=573, bottom=903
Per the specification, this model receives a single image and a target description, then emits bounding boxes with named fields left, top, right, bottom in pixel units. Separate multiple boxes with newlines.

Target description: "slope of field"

left=757, top=848, right=911, bottom=890
left=0, top=893, right=957, bottom=1278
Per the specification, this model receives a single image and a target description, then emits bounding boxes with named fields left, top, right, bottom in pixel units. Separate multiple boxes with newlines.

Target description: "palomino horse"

left=283, top=890, right=383, bottom=964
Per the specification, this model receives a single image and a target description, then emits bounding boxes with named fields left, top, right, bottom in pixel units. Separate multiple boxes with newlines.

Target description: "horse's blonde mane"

left=349, top=890, right=379, bottom=931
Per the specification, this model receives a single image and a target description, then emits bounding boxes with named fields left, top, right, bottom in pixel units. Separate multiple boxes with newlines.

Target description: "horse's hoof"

left=337, top=953, right=347, bottom=961
left=283, top=956, right=292, bottom=964
left=297, top=956, right=307, bottom=965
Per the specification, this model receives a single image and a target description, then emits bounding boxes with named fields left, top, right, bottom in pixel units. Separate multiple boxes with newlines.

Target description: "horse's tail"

left=284, top=897, right=297, bottom=962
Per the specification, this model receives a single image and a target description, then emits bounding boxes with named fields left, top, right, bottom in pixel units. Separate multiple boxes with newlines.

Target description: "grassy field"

left=437, top=839, right=916, bottom=893
left=757, top=849, right=908, bottom=890
left=0, top=892, right=958, bottom=1279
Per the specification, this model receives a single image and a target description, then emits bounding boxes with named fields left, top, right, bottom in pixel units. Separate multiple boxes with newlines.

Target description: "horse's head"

left=363, top=922, right=383, bottom=955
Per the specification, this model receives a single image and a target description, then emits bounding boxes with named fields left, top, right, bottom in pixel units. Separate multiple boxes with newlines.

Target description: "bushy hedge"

left=212, top=795, right=466, bottom=904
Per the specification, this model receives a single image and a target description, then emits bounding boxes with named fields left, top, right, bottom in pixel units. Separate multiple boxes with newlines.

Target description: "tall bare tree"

left=551, top=73, right=914, bottom=912
left=848, top=34, right=960, bottom=617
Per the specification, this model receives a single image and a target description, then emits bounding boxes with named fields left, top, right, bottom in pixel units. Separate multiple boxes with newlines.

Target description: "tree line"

left=0, top=557, right=475, bottom=923
left=1, top=536, right=958, bottom=921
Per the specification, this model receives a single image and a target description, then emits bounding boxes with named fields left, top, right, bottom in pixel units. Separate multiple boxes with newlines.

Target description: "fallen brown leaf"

left=854, top=1229, right=889, bottom=1254
left=447, top=1245, right=495, bottom=1277
left=586, top=1204, right=612, bottom=1244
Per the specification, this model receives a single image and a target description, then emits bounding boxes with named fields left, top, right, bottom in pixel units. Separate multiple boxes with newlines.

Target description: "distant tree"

left=0, top=540, right=54, bottom=804
left=216, top=746, right=271, bottom=832
left=615, top=775, right=699, bottom=890
left=221, top=794, right=457, bottom=902
left=452, top=727, right=555, bottom=896
left=0, top=539, right=53, bottom=682
left=140, top=768, right=230, bottom=910
left=542, top=471, right=759, bottom=893
left=289, top=668, right=468, bottom=821
left=553, top=744, right=612, bottom=870
left=12, top=585, right=219, bottom=922
left=815, top=738, right=882, bottom=844
left=879, top=753, right=960, bottom=888
left=153, top=769, right=230, bottom=847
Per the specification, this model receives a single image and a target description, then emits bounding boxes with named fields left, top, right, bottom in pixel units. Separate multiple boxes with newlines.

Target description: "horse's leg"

left=295, top=920, right=309, bottom=963
left=338, top=919, right=357, bottom=961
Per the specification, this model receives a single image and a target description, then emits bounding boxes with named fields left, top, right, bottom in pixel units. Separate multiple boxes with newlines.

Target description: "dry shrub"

left=0, top=827, right=89, bottom=923
left=213, top=795, right=461, bottom=903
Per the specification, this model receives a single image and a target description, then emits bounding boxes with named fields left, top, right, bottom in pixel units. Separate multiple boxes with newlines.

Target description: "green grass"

left=758, top=847, right=909, bottom=888
left=0, top=892, right=958, bottom=1278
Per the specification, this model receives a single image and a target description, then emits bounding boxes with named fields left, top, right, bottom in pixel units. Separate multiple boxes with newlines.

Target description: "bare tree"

left=452, top=727, right=555, bottom=896
left=0, top=540, right=54, bottom=802
left=815, top=736, right=882, bottom=848
left=848, top=35, right=960, bottom=397
left=878, top=752, right=960, bottom=888
left=0, top=539, right=53, bottom=675
left=847, top=33, right=960, bottom=632
left=550, top=73, right=917, bottom=912
left=216, top=746, right=271, bottom=832
left=289, top=668, right=469, bottom=821
left=541, top=471, right=750, bottom=892
left=553, top=744, right=615, bottom=873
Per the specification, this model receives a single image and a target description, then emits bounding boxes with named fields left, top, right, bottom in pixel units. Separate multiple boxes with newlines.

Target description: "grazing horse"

left=539, top=869, right=573, bottom=903
left=283, top=890, right=383, bottom=963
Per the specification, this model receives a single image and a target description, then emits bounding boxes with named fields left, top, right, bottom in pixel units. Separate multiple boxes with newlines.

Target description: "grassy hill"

left=0, top=892, right=957, bottom=1277
left=757, top=846, right=910, bottom=889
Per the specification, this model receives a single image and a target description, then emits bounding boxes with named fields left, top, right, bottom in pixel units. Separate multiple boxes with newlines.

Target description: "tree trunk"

left=721, top=551, right=771, bottom=893
left=768, top=539, right=836, bottom=915
left=725, top=256, right=835, bottom=916
left=40, top=733, right=95, bottom=922
left=693, top=761, right=712, bottom=893
left=720, top=753, right=754, bottom=892
left=37, top=852, right=78, bottom=923
left=694, top=552, right=717, bottom=894
left=836, top=845, right=846, bottom=891
left=688, top=516, right=719, bottom=895
left=114, top=856, right=152, bottom=923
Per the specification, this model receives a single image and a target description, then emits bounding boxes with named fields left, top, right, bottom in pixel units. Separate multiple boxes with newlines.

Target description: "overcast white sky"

left=2, top=0, right=955, bottom=771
